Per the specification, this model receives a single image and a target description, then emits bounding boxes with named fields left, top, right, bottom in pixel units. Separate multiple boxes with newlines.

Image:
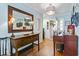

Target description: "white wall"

left=0, top=3, right=43, bottom=55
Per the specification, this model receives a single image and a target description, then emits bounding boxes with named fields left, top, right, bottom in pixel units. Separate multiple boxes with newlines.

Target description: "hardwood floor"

left=19, top=39, right=63, bottom=56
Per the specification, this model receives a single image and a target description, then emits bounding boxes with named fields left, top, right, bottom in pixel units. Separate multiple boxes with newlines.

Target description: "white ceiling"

left=25, top=3, right=79, bottom=19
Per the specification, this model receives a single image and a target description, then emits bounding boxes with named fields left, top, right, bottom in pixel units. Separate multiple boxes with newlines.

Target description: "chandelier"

left=46, top=4, right=56, bottom=15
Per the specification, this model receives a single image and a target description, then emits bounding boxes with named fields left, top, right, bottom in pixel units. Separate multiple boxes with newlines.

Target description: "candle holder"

left=11, top=18, right=15, bottom=37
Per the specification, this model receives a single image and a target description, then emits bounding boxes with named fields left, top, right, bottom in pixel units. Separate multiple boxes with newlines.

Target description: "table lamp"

left=67, top=24, right=75, bottom=35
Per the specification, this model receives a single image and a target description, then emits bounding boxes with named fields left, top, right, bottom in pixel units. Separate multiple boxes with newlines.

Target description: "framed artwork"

left=8, top=5, right=34, bottom=33
left=47, top=21, right=49, bottom=29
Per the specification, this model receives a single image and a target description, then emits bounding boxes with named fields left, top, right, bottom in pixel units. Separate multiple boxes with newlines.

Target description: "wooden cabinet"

left=64, top=35, right=78, bottom=56
left=53, top=35, right=78, bottom=56
left=53, top=36, right=64, bottom=56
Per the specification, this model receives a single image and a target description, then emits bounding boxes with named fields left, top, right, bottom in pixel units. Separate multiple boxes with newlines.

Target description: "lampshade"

left=46, top=4, right=55, bottom=15
left=67, top=24, right=75, bottom=29
left=67, top=24, right=75, bottom=34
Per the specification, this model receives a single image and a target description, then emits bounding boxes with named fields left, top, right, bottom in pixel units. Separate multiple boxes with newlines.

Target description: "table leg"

left=38, top=35, right=39, bottom=51
left=32, top=42, right=34, bottom=55
left=54, top=42, right=55, bottom=56
left=16, top=49, right=19, bottom=56
left=10, top=39, right=12, bottom=56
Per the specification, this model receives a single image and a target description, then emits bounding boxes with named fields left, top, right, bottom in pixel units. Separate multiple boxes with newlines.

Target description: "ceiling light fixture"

left=46, top=4, right=56, bottom=15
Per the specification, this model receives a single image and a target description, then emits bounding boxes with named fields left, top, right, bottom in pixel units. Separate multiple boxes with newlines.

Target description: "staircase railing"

left=0, top=37, right=11, bottom=56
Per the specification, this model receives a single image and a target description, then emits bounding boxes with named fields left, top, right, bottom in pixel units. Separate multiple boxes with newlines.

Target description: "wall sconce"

left=11, top=17, right=15, bottom=37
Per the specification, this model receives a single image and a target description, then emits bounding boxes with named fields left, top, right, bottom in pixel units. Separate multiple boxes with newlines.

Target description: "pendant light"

left=46, top=4, right=56, bottom=15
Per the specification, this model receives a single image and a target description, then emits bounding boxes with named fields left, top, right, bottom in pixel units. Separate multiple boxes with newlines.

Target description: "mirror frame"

left=8, top=5, right=34, bottom=33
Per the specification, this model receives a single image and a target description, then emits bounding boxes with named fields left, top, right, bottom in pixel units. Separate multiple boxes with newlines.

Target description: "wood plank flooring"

left=19, top=39, right=63, bottom=56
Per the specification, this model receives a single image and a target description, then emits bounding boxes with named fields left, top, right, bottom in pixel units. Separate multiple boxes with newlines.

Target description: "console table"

left=10, top=33, right=39, bottom=56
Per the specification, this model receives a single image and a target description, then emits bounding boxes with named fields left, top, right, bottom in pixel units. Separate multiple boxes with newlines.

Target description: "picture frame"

left=8, top=5, right=34, bottom=33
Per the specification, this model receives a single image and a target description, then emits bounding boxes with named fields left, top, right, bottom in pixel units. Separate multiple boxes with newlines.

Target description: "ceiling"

left=25, top=3, right=79, bottom=19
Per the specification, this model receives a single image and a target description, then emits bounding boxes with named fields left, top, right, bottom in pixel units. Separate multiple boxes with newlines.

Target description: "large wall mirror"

left=8, top=5, right=34, bottom=33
